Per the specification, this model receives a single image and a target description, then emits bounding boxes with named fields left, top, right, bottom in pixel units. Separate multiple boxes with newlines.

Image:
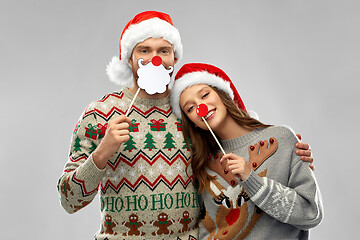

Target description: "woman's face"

left=179, top=84, right=228, bottom=132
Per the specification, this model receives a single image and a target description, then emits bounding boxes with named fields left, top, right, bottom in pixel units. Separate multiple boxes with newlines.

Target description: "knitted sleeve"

left=57, top=103, right=106, bottom=214
left=241, top=129, right=323, bottom=230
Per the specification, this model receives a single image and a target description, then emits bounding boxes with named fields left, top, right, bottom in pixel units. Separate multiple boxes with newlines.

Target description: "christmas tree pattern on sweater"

left=57, top=88, right=199, bottom=240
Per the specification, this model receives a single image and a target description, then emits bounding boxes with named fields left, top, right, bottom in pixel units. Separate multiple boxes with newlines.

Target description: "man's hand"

left=92, top=115, right=131, bottom=169
left=296, top=134, right=314, bottom=171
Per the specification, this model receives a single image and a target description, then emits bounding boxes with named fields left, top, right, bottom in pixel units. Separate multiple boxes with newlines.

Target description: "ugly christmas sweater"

left=198, top=126, right=323, bottom=240
left=57, top=88, right=199, bottom=240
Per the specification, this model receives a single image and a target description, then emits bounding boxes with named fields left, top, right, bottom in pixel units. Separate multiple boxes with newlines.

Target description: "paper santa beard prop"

left=137, top=56, right=174, bottom=94
left=124, top=56, right=173, bottom=116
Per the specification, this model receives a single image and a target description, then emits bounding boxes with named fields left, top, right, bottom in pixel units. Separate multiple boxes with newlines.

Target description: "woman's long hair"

left=182, top=87, right=271, bottom=193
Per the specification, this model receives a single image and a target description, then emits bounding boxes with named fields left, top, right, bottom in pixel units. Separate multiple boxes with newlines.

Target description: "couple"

left=57, top=11, right=322, bottom=240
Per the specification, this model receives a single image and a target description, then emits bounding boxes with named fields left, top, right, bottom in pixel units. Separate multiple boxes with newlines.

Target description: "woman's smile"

left=204, top=109, right=216, bottom=121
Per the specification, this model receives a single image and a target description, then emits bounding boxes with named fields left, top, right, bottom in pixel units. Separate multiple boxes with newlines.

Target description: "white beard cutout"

left=136, top=56, right=174, bottom=95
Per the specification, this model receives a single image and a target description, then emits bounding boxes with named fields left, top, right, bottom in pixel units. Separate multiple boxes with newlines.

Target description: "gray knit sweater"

left=198, top=126, right=323, bottom=240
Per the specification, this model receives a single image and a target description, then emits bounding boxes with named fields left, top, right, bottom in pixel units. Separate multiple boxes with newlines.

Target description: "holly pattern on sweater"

left=57, top=88, right=199, bottom=240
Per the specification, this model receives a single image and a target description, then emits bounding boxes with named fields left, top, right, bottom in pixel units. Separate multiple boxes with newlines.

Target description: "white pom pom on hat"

left=106, top=11, right=183, bottom=87
left=170, top=63, right=258, bottom=119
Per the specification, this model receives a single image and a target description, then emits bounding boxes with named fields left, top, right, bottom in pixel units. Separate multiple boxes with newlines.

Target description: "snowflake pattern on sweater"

left=57, top=88, right=199, bottom=240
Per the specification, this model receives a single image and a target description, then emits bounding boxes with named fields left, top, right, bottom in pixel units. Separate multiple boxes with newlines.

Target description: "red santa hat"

left=170, top=63, right=249, bottom=119
left=106, top=11, right=183, bottom=87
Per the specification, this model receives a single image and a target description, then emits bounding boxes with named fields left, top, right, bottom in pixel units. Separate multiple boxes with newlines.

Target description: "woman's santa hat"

left=171, top=63, right=251, bottom=119
left=106, top=11, right=183, bottom=87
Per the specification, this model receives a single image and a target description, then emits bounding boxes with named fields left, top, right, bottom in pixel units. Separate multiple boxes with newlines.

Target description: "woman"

left=170, top=63, right=323, bottom=240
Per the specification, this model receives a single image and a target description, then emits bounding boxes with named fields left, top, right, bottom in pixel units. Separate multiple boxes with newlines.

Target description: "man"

left=57, top=11, right=313, bottom=240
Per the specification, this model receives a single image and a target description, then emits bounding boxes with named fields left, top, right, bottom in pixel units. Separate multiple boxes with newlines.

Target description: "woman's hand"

left=220, top=153, right=251, bottom=181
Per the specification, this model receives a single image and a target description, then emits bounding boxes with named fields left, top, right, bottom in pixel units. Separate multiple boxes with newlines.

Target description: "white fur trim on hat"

left=106, top=56, right=133, bottom=87
left=170, top=71, right=234, bottom=119
left=121, top=18, right=182, bottom=61
left=247, top=110, right=259, bottom=120
left=107, top=18, right=182, bottom=86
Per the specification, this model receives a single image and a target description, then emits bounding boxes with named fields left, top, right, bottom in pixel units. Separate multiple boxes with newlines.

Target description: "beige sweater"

left=57, top=88, right=200, bottom=240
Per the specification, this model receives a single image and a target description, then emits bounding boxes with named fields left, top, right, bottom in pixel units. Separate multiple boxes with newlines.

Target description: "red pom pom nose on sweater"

left=226, top=208, right=240, bottom=226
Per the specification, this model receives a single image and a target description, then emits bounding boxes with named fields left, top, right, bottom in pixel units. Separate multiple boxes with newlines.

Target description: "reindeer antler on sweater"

left=248, top=138, right=278, bottom=171
left=208, top=138, right=278, bottom=186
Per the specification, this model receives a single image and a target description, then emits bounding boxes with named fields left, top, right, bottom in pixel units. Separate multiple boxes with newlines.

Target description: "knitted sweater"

left=198, top=126, right=323, bottom=240
left=57, top=88, right=199, bottom=240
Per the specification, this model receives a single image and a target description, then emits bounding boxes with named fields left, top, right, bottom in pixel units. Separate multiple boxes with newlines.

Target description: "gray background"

left=1, top=0, right=359, bottom=239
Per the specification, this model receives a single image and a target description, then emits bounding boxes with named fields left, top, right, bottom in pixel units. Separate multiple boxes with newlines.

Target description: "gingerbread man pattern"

left=122, top=213, right=146, bottom=236
left=150, top=212, right=175, bottom=236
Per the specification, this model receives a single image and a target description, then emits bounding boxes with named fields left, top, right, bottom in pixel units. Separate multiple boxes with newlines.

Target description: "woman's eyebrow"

left=181, top=86, right=208, bottom=109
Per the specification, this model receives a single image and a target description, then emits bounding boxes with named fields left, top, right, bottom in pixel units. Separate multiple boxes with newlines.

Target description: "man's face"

left=129, top=37, right=178, bottom=80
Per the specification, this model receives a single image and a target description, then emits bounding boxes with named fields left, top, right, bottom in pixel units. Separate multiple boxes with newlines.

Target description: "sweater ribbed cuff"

left=75, top=154, right=105, bottom=193
left=241, top=170, right=264, bottom=197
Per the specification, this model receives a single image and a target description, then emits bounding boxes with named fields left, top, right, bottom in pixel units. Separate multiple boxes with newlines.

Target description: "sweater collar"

left=220, top=128, right=263, bottom=152
left=121, top=87, right=171, bottom=107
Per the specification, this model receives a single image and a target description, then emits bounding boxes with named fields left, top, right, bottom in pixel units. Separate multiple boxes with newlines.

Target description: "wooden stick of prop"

left=197, top=104, right=226, bottom=155
left=125, top=88, right=140, bottom=117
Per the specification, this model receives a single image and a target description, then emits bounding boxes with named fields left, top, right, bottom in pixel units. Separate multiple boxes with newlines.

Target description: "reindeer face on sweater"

left=203, top=172, right=265, bottom=240
left=202, top=138, right=278, bottom=239
left=212, top=183, right=250, bottom=226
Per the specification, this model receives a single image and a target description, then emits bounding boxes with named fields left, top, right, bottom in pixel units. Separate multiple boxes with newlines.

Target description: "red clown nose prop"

left=196, top=104, right=208, bottom=118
